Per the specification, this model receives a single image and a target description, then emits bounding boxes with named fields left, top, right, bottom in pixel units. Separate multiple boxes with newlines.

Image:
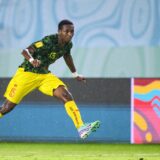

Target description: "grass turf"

left=0, top=142, right=160, bottom=160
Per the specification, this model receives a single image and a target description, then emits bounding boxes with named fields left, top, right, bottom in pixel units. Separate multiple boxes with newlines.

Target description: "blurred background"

left=0, top=0, right=160, bottom=77
left=0, top=0, right=160, bottom=143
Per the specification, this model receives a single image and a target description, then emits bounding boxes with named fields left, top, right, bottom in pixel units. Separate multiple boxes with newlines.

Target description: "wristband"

left=29, top=57, right=34, bottom=63
left=25, top=49, right=34, bottom=63
left=72, top=72, right=79, bottom=78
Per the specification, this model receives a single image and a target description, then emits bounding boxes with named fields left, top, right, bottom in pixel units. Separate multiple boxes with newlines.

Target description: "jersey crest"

left=34, top=41, right=44, bottom=48
left=49, top=52, right=56, bottom=60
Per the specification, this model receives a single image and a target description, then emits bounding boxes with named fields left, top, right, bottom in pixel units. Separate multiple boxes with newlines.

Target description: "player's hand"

left=72, top=72, right=86, bottom=83
left=76, top=75, right=86, bottom=83
left=30, top=59, right=41, bottom=67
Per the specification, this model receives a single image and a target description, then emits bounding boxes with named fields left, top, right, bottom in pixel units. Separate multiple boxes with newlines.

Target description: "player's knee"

left=58, top=90, right=73, bottom=103
left=62, top=91, right=73, bottom=102
left=0, top=101, right=16, bottom=115
left=0, top=106, right=14, bottom=115
left=54, top=86, right=73, bottom=103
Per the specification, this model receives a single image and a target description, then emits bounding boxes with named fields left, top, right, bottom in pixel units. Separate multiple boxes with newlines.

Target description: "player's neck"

left=58, top=37, right=65, bottom=47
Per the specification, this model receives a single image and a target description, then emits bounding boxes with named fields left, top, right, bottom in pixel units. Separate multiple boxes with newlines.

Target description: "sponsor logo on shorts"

left=9, top=84, right=17, bottom=97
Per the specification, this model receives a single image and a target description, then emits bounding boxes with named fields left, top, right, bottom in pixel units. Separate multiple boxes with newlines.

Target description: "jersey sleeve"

left=28, top=36, right=51, bottom=53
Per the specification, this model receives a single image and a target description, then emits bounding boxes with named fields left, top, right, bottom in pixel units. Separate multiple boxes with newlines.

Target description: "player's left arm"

left=63, top=54, right=86, bottom=83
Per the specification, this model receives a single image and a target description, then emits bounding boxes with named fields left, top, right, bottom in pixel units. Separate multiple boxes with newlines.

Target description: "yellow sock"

left=0, top=113, right=3, bottom=118
left=64, top=100, right=84, bottom=128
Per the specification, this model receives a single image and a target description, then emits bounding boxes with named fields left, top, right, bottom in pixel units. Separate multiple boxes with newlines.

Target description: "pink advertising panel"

left=132, top=78, right=160, bottom=144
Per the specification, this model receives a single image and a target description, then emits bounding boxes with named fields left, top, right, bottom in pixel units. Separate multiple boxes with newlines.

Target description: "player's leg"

left=38, top=73, right=84, bottom=128
left=0, top=68, right=40, bottom=118
left=39, top=73, right=101, bottom=139
left=53, top=86, right=100, bottom=139
left=38, top=74, right=84, bottom=128
left=53, top=85, right=84, bottom=129
left=0, top=99, right=17, bottom=117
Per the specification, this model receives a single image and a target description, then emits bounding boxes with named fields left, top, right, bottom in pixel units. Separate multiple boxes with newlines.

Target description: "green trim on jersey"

left=19, top=34, right=73, bottom=74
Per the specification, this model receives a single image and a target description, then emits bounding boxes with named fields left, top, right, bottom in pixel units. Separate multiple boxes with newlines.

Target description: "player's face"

left=59, top=24, right=74, bottom=43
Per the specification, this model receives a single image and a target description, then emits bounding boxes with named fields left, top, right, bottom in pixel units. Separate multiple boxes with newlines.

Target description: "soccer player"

left=0, top=19, right=100, bottom=139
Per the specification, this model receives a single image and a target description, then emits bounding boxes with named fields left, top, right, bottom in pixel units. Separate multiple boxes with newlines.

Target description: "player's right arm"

left=22, top=36, right=51, bottom=68
left=22, top=45, right=41, bottom=68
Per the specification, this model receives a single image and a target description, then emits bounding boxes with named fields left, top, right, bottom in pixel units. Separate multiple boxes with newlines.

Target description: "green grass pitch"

left=0, top=142, right=160, bottom=160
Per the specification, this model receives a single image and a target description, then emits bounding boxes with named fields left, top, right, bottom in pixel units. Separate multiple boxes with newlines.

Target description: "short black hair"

left=58, top=19, right=73, bottom=30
